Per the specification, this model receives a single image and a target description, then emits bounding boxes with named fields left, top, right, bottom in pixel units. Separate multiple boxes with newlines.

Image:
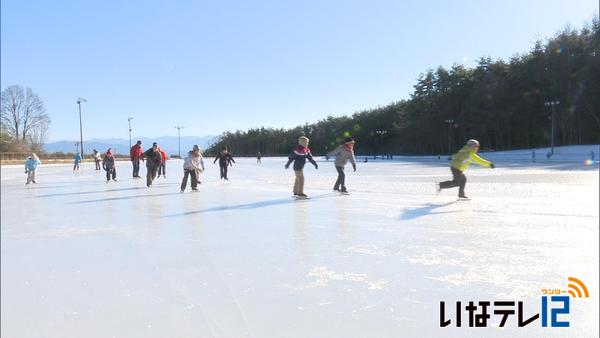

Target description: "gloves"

left=490, top=163, right=495, bottom=169
left=352, top=164, right=357, bottom=172
left=314, top=164, right=318, bottom=169
left=25, top=170, right=28, bottom=174
left=284, top=164, right=289, bottom=169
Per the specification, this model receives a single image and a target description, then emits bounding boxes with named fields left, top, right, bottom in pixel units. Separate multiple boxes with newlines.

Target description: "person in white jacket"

left=180, top=145, right=204, bottom=192
left=327, top=137, right=357, bottom=193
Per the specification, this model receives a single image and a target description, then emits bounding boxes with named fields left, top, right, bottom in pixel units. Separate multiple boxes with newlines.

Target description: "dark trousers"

left=439, top=167, right=467, bottom=197
left=132, top=159, right=140, bottom=177
left=105, top=168, right=117, bottom=181
left=95, top=160, right=101, bottom=170
left=158, top=163, right=166, bottom=176
left=146, top=166, right=158, bottom=187
left=334, top=166, right=345, bottom=190
left=181, top=169, right=198, bottom=191
left=219, top=164, right=228, bottom=179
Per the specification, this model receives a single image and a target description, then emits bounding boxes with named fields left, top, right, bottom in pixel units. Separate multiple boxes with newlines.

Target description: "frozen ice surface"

left=1, top=145, right=599, bottom=338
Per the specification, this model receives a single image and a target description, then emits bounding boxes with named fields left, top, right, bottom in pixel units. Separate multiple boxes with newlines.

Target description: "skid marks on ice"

left=288, top=266, right=388, bottom=292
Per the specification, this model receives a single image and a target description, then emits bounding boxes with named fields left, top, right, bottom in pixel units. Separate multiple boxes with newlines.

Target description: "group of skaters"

left=283, top=136, right=494, bottom=199
left=130, top=141, right=169, bottom=186
left=24, top=136, right=496, bottom=199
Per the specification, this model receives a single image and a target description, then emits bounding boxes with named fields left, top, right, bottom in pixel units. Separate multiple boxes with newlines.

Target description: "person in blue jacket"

left=73, top=152, right=82, bottom=171
left=25, top=153, right=41, bottom=184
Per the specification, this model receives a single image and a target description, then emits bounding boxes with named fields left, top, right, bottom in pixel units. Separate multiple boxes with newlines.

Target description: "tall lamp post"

left=376, top=130, right=388, bottom=158
left=544, top=100, right=560, bottom=155
left=175, top=126, right=185, bottom=158
left=445, top=119, right=455, bottom=155
left=77, top=97, right=87, bottom=159
left=128, top=117, right=134, bottom=150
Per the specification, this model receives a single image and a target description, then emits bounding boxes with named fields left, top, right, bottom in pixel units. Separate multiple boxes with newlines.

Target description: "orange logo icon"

left=567, top=277, right=589, bottom=298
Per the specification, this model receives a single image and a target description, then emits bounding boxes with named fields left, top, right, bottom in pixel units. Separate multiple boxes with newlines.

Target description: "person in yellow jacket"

left=438, top=139, right=495, bottom=198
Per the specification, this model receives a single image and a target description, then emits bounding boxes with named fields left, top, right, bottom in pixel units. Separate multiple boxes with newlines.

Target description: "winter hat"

left=193, top=145, right=200, bottom=152
left=152, top=142, right=158, bottom=147
left=298, top=136, right=309, bottom=147
left=344, top=137, right=355, bottom=144
left=136, top=140, right=142, bottom=145
left=106, top=148, right=113, bottom=155
left=466, top=139, right=480, bottom=148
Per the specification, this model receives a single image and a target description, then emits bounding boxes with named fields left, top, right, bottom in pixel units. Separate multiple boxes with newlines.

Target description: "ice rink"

left=1, top=146, right=599, bottom=337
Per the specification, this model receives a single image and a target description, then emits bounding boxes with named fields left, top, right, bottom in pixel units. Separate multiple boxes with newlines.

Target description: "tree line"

left=207, top=18, right=599, bottom=156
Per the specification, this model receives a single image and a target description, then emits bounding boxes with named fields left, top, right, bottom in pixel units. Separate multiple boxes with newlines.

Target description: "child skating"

left=102, top=148, right=117, bottom=183
left=327, top=137, right=357, bottom=193
left=437, top=139, right=495, bottom=199
left=73, top=152, right=82, bottom=171
left=213, top=146, right=235, bottom=180
left=285, top=136, right=318, bottom=198
left=193, top=145, right=205, bottom=184
left=157, top=148, right=168, bottom=178
left=180, top=146, right=204, bottom=192
left=24, top=153, right=41, bottom=185
left=93, top=149, right=102, bottom=170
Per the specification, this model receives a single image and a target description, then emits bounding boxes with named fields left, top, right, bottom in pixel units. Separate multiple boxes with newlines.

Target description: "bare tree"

left=1, top=85, right=51, bottom=148
left=1, top=85, right=24, bottom=140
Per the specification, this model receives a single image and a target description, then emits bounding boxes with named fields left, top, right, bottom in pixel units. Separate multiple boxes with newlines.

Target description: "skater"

left=93, top=149, right=102, bottom=170
left=130, top=140, right=143, bottom=178
left=193, top=145, right=205, bottom=184
left=213, top=146, right=235, bottom=180
left=102, top=148, right=117, bottom=182
left=438, top=139, right=495, bottom=199
left=327, top=137, right=357, bottom=193
left=144, top=142, right=163, bottom=187
left=157, top=148, right=168, bottom=178
left=180, top=147, right=203, bottom=192
left=24, top=153, right=41, bottom=185
left=257, top=151, right=262, bottom=164
left=73, top=152, right=82, bottom=171
left=284, top=136, right=318, bottom=198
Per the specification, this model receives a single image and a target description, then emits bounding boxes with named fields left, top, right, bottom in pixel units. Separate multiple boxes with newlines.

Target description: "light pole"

left=445, top=119, right=454, bottom=155
left=128, top=117, right=134, bottom=150
left=544, top=101, right=560, bottom=155
left=175, top=126, right=185, bottom=157
left=77, top=97, right=87, bottom=159
left=376, top=130, right=387, bottom=158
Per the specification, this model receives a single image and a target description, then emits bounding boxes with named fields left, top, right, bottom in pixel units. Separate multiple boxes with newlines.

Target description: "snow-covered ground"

left=1, top=145, right=599, bottom=337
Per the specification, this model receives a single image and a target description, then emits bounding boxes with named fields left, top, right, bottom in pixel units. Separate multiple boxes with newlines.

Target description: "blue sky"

left=1, top=0, right=597, bottom=141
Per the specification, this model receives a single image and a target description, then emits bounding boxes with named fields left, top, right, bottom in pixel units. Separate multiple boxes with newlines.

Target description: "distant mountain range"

left=44, top=135, right=218, bottom=156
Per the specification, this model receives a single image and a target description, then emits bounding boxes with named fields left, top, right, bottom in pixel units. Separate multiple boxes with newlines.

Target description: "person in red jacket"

left=157, top=148, right=168, bottom=178
left=130, top=140, right=143, bottom=178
